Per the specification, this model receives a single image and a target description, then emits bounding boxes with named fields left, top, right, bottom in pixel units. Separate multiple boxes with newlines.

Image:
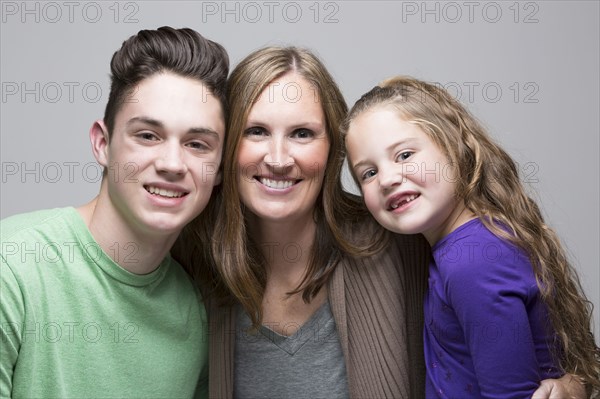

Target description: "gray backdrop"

left=1, top=1, right=598, bottom=343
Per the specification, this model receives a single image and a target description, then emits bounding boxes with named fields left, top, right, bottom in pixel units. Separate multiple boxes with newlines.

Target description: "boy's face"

left=98, top=72, right=224, bottom=238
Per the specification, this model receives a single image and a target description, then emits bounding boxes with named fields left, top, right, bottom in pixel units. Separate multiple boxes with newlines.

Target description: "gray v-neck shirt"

left=233, top=301, right=349, bottom=398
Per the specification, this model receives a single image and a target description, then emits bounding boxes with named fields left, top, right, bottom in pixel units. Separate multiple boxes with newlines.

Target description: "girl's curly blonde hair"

left=342, top=76, right=600, bottom=392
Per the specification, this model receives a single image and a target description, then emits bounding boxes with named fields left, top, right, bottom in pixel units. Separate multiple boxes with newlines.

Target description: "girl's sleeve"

left=444, top=246, right=550, bottom=398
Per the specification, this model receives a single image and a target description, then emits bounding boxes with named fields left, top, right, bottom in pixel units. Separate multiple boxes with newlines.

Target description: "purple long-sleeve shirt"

left=425, top=218, right=561, bottom=398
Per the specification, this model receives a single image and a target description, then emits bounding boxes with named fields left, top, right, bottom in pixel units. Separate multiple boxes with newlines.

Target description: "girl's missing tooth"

left=343, top=76, right=600, bottom=398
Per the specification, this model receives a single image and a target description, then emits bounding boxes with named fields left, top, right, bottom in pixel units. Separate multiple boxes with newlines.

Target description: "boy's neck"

left=77, top=197, right=177, bottom=275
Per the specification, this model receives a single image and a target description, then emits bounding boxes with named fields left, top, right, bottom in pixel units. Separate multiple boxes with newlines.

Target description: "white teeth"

left=260, top=178, right=294, bottom=189
left=146, top=186, right=185, bottom=198
left=391, top=194, right=418, bottom=209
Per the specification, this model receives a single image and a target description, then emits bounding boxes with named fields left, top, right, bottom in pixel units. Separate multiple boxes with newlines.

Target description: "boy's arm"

left=0, top=257, right=24, bottom=398
left=193, top=372, right=208, bottom=399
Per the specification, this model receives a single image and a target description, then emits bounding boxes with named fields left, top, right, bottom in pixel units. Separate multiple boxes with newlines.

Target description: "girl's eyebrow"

left=351, top=137, right=418, bottom=170
left=385, top=137, right=417, bottom=152
left=351, top=159, right=370, bottom=171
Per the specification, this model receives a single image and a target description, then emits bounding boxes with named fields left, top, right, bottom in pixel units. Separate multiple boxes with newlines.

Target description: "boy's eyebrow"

left=188, top=127, right=221, bottom=140
left=127, top=116, right=163, bottom=128
left=127, top=116, right=220, bottom=138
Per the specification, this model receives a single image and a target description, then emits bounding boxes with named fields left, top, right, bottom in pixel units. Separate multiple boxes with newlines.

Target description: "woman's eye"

left=244, top=127, right=266, bottom=136
left=361, top=169, right=377, bottom=181
left=396, top=151, right=413, bottom=161
left=292, top=128, right=314, bottom=139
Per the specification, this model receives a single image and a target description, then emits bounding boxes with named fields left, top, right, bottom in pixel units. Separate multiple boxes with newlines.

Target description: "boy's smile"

left=93, top=72, right=225, bottom=241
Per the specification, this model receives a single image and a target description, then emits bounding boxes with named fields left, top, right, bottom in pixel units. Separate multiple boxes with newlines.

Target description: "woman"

left=175, top=47, right=586, bottom=398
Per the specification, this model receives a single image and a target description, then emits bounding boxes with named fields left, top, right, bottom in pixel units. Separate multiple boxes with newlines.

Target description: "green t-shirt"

left=0, top=207, right=208, bottom=398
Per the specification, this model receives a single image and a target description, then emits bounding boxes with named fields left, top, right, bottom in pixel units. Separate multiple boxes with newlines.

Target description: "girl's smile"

left=346, top=106, right=473, bottom=244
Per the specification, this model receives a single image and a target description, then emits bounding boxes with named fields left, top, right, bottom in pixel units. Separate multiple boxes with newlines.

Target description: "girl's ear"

left=90, top=120, right=110, bottom=167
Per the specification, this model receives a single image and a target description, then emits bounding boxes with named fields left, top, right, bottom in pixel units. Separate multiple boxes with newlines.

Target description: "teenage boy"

left=0, top=26, right=228, bottom=398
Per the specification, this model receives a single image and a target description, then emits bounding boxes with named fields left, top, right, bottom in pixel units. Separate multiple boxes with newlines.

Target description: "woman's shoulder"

left=332, top=192, right=384, bottom=245
left=344, top=214, right=382, bottom=239
left=335, top=191, right=429, bottom=259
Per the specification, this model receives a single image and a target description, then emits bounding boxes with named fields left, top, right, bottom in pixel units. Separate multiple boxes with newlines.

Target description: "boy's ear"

left=90, top=120, right=110, bottom=167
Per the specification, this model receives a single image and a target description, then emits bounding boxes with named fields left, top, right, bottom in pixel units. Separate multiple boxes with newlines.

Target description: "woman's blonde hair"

left=209, top=47, right=380, bottom=327
left=342, top=75, right=600, bottom=390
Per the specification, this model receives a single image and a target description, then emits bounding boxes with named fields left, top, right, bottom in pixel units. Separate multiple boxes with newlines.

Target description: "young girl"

left=343, top=76, right=600, bottom=398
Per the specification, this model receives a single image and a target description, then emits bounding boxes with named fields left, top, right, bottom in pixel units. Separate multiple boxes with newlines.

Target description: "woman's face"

left=237, top=72, right=330, bottom=224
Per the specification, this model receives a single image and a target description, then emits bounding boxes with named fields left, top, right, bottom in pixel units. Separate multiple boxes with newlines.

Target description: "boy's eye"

left=187, top=141, right=209, bottom=151
left=292, top=128, right=314, bottom=139
left=361, top=169, right=377, bottom=181
left=138, top=132, right=158, bottom=141
left=396, top=151, right=413, bottom=161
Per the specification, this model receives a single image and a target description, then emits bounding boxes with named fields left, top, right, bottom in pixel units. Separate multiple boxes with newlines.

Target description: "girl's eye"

left=361, top=169, right=377, bottom=181
left=396, top=151, right=413, bottom=161
left=244, top=127, right=266, bottom=136
left=292, top=128, right=314, bottom=139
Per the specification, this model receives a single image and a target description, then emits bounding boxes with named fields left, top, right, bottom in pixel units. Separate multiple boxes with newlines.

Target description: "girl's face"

left=236, top=72, right=330, bottom=224
left=345, top=106, right=472, bottom=244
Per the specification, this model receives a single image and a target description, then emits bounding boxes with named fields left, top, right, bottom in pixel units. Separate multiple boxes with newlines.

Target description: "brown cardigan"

left=207, top=232, right=430, bottom=399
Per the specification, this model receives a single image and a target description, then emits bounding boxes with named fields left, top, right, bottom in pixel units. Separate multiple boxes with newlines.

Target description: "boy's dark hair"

left=103, top=26, right=229, bottom=137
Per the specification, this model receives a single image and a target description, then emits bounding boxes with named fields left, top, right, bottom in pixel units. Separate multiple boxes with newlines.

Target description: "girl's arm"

left=442, top=238, right=561, bottom=397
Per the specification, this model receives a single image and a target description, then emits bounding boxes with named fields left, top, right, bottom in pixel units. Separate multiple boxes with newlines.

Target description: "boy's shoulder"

left=1, top=207, right=74, bottom=241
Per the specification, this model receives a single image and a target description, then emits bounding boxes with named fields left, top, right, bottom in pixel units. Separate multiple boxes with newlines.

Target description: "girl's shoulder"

left=434, top=218, right=523, bottom=256
left=433, top=218, right=535, bottom=285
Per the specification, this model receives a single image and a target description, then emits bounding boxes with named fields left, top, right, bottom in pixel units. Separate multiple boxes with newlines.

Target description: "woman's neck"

left=246, top=213, right=317, bottom=288
left=247, top=212, right=328, bottom=335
